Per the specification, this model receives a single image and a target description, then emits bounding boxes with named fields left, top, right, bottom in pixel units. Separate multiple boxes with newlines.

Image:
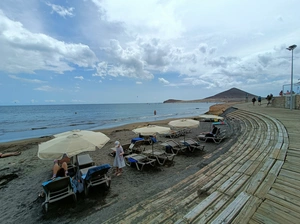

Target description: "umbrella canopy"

left=132, top=125, right=171, bottom=154
left=168, top=119, right=200, bottom=142
left=132, top=125, right=171, bottom=136
left=199, top=114, right=224, bottom=121
left=168, top=119, right=199, bottom=129
left=38, top=130, right=110, bottom=160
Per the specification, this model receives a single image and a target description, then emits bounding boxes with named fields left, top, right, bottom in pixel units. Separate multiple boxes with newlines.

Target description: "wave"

left=69, top=122, right=96, bottom=127
left=31, top=127, right=48, bottom=130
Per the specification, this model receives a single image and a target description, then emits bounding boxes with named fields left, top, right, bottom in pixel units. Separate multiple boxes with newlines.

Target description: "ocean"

left=0, top=103, right=214, bottom=143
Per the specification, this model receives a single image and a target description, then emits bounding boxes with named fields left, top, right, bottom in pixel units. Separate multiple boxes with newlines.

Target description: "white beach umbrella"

left=168, top=119, right=199, bottom=129
left=132, top=125, right=171, bottom=136
left=199, top=114, right=224, bottom=121
left=132, top=125, right=171, bottom=154
left=38, top=129, right=110, bottom=160
left=168, top=119, right=200, bottom=141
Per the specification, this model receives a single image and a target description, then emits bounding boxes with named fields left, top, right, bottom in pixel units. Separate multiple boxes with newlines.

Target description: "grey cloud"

left=198, top=43, right=208, bottom=54
left=189, top=68, right=197, bottom=73
left=209, top=47, right=217, bottom=55
left=277, top=16, right=283, bottom=22
left=258, top=53, right=273, bottom=67
left=140, top=38, right=170, bottom=67
left=206, top=56, right=239, bottom=68
left=94, top=40, right=154, bottom=79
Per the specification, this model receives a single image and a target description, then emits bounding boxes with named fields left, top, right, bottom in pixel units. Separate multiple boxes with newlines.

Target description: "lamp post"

left=286, top=44, right=297, bottom=110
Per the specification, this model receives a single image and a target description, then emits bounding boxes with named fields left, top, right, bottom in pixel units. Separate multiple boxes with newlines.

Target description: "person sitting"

left=52, top=153, right=71, bottom=178
left=52, top=161, right=68, bottom=179
left=200, top=125, right=218, bottom=137
left=57, top=153, right=71, bottom=165
left=39, top=158, right=75, bottom=197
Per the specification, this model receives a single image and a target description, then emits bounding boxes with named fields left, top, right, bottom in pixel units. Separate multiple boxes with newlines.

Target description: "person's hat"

left=114, top=141, right=120, bottom=147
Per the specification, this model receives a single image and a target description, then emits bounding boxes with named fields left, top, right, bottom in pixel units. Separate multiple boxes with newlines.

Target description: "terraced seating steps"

left=103, top=109, right=288, bottom=223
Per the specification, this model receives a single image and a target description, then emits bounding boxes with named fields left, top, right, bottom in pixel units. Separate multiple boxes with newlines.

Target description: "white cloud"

left=158, top=78, right=169, bottom=84
left=9, top=75, right=46, bottom=83
left=0, top=10, right=97, bottom=74
left=34, top=85, right=56, bottom=91
left=45, top=2, right=75, bottom=18
left=74, top=76, right=84, bottom=80
left=93, top=39, right=154, bottom=79
left=71, top=99, right=85, bottom=103
left=136, top=81, right=142, bottom=85
left=45, top=99, right=56, bottom=103
left=94, top=0, right=185, bottom=40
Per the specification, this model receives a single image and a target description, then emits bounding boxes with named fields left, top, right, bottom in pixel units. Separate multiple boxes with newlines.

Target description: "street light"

left=286, top=44, right=297, bottom=110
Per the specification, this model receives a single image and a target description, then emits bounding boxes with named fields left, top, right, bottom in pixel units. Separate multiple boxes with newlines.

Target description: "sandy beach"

left=0, top=103, right=237, bottom=224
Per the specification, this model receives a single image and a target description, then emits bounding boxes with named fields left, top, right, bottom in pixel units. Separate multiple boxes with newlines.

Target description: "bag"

left=72, top=178, right=84, bottom=193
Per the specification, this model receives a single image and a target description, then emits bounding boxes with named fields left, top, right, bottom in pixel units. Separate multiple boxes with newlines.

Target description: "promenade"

left=103, top=100, right=300, bottom=224
left=235, top=101, right=300, bottom=151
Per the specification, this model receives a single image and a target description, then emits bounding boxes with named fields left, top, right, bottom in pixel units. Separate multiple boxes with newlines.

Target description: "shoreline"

left=0, top=103, right=236, bottom=151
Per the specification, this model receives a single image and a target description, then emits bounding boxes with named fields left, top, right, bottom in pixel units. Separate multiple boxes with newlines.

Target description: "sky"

left=0, top=0, right=299, bottom=105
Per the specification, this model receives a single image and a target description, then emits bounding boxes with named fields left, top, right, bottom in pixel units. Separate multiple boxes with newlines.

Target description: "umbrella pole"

left=152, top=142, right=154, bottom=155
left=75, top=155, right=80, bottom=180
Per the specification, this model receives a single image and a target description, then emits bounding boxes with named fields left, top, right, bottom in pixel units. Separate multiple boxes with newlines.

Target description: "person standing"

left=252, top=97, right=257, bottom=105
left=113, top=141, right=126, bottom=176
left=257, top=96, right=261, bottom=106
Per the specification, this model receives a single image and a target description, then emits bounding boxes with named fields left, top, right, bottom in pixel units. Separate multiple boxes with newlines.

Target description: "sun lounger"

left=162, top=130, right=180, bottom=138
left=181, top=138, right=205, bottom=152
left=142, top=149, right=175, bottom=166
left=124, top=153, right=156, bottom=171
left=163, top=139, right=188, bottom=155
left=197, top=129, right=226, bottom=144
left=131, top=140, right=146, bottom=153
left=41, top=176, right=77, bottom=213
left=77, top=154, right=95, bottom=169
left=80, top=164, right=111, bottom=196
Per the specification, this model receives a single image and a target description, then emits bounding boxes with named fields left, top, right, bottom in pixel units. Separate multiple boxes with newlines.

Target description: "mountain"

left=163, top=87, right=257, bottom=103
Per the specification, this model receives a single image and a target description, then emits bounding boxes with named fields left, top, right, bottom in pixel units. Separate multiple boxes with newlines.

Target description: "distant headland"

left=163, top=87, right=256, bottom=103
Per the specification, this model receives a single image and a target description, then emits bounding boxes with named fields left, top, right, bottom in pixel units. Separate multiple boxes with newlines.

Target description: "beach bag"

left=76, top=180, right=84, bottom=193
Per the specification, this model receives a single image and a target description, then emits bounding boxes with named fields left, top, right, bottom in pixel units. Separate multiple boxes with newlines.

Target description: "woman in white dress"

left=113, top=141, right=126, bottom=176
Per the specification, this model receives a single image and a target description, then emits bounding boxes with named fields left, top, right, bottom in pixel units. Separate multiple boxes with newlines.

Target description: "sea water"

left=0, top=103, right=214, bottom=143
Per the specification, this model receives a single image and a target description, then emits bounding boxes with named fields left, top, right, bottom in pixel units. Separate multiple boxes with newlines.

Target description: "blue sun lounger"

left=41, top=176, right=77, bottom=213
left=80, top=164, right=111, bottom=196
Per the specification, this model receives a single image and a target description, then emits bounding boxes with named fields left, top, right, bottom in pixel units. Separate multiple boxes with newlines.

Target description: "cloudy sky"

left=0, top=0, right=299, bottom=105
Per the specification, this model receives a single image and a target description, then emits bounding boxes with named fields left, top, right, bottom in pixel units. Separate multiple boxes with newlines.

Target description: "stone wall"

left=272, top=95, right=300, bottom=109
